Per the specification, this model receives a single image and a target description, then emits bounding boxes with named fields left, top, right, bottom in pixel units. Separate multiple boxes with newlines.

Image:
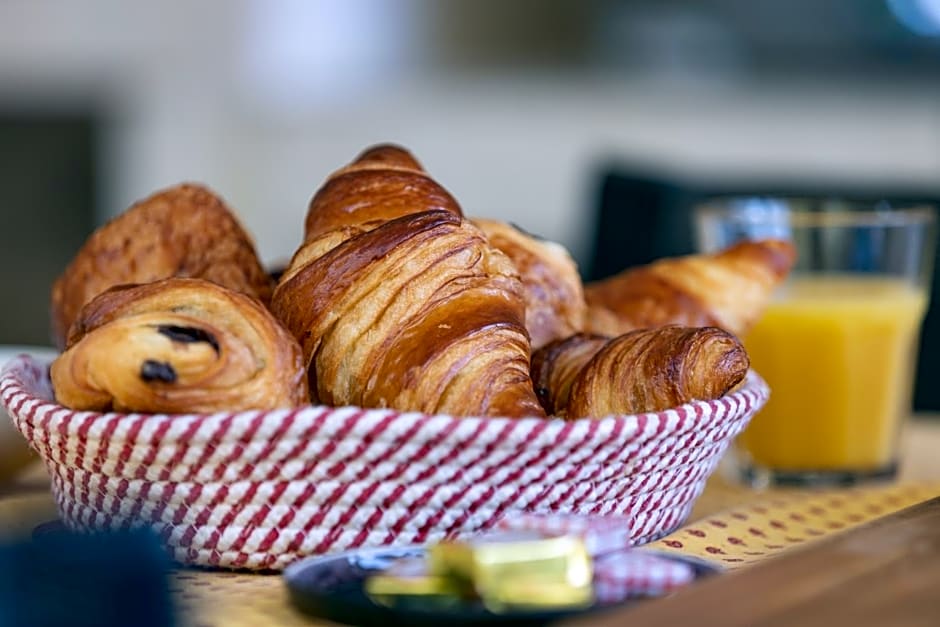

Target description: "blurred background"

left=2, top=0, right=940, bottom=404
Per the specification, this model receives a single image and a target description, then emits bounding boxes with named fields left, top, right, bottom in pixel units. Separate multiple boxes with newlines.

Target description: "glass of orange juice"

left=695, top=198, right=936, bottom=487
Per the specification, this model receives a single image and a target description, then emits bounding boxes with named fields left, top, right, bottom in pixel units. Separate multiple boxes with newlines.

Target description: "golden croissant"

left=304, top=144, right=463, bottom=242
left=272, top=144, right=546, bottom=418
left=530, top=333, right=609, bottom=416
left=51, top=278, right=308, bottom=413
left=51, top=183, right=272, bottom=349
left=531, top=326, right=749, bottom=418
left=584, top=239, right=796, bottom=338
left=472, top=219, right=586, bottom=350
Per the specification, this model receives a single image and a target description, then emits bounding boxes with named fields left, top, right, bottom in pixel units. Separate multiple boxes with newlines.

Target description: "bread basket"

left=1, top=354, right=768, bottom=570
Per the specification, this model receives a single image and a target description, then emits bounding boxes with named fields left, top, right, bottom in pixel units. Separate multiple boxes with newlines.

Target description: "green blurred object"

left=0, top=111, right=97, bottom=346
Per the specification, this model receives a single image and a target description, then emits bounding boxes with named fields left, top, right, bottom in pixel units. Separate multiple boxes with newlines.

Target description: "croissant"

left=51, top=278, right=308, bottom=413
left=304, top=143, right=462, bottom=242
left=471, top=219, right=586, bottom=350
left=531, top=326, right=749, bottom=418
left=584, top=239, right=796, bottom=338
left=273, top=144, right=546, bottom=418
left=530, top=333, right=608, bottom=416
left=51, top=183, right=272, bottom=349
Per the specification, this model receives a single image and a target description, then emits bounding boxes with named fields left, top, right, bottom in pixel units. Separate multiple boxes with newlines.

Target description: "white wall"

left=2, top=0, right=940, bottom=267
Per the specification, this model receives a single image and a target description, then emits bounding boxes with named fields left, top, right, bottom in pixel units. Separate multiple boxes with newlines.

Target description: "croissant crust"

left=274, top=210, right=546, bottom=418
left=472, top=219, right=586, bottom=350
left=304, top=144, right=463, bottom=241
left=51, top=278, right=308, bottom=413
left=50, top=183, right=272, bottom=349
left=568, top=326, right=749, bottom=417
left=530, top=332, right=608, bottom=416
left=274, top=144, right=546, bottom=418
left=532, top=326, right=749, bottom=418
left=585, top=239, right=796, bottom=337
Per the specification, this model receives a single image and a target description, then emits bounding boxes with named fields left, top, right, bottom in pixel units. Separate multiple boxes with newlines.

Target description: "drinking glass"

left=695, top=198, right=936, bottom=487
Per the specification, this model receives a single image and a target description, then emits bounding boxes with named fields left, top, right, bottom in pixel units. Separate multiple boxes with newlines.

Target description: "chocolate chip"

left=140, top=360, right=177, bottom=383
left=534, top=386, right=553, bottom=413
left=156, top=325, right=220, bottom=354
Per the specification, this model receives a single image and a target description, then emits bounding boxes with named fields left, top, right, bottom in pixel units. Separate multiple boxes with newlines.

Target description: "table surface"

left=2, top=418, right=939, bottom=626
left=571, top=495, right=940, bottom=627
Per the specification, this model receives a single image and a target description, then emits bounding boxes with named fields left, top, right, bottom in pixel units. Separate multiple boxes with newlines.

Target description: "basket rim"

left=0, top=353, right=769, bottom=434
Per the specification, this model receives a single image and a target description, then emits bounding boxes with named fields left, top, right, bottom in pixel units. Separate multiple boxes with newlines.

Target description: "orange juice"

left=740, top=276, right=928, bottom=471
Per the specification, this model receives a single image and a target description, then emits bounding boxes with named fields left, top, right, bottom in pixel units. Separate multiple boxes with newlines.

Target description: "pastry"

left=472, top=219, right=586, bottom=350
left=584, top=239, right=796, bottom=337
left=51, top=278, right=308, bottom=413
left=304, top=144, right=462, bottom=242
left=531, top=326, right=749, bottom=418
left=273, top=144, right=546, bottom=418
left=530, top=333, right=609, bottom=416
left=50, top=183, right=272, bottom=348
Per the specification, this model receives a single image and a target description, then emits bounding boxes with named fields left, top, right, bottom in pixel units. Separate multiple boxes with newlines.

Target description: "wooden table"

left=571, top=496, right=940, bottom=627
left=2, top=419, right=939, bottom=626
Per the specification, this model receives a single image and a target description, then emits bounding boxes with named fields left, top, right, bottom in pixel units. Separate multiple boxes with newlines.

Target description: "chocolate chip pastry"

left=51, top=278, right=308, bottom=413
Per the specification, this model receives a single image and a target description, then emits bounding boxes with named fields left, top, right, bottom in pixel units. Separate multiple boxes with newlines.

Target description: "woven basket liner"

left=1, top=355, right=768, bottom=570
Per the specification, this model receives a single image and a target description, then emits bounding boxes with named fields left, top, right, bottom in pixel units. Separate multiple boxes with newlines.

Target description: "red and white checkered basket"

left=0, top=355, right=768, bottom=571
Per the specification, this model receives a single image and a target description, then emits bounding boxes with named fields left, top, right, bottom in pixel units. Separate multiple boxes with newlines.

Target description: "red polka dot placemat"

left=648, top=482, right=940, bottom=569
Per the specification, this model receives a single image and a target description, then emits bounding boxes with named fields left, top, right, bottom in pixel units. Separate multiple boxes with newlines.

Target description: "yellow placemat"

left=649, top=481, right=940, bottom=570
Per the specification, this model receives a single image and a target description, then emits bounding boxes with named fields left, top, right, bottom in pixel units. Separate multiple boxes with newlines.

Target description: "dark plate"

left=283, top=546, right=721, bottom=627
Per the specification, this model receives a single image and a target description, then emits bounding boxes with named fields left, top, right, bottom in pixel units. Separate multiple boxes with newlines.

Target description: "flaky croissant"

left=272, top=144, right=546, bottom=418
left=51, top=183, right=272, bottom=349
left=530, top=333, right=608, bottom=416
left=584, top=239, right=796, bottom=338
left=531, top=326, right=749, bottom=418
left=51, top=278, right=308, bottom=413
left=304, top=143, right=462, bottom=242
left=472, top=219, right=586, bottom=350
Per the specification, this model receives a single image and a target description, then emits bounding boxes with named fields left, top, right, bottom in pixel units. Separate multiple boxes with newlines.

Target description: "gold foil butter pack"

left=365, top=531, right=594, bottom=613
left=365, top=556, right=469, bottom=610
